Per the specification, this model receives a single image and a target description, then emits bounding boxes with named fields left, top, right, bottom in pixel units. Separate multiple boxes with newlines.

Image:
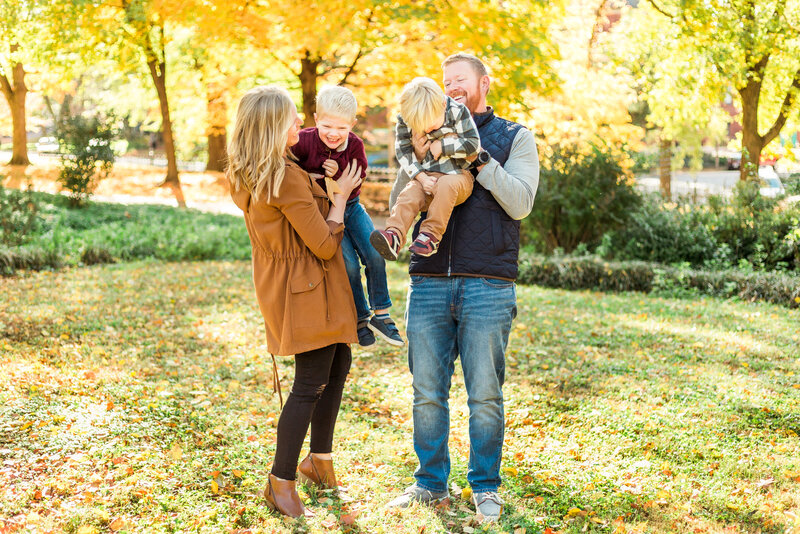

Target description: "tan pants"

left=386, top=170, right=473, bottom=242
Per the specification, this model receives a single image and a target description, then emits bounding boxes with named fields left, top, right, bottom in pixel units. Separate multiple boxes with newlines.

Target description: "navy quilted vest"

left=409, top=108, right=524, bottom=280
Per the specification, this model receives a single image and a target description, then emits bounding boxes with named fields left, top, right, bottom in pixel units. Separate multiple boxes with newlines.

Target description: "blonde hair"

left=399, top=77, right=446, bottom=134
left=442, top=52, right=489, bottom=77
left=316, top=85, right=357, bottom=121
left=227, top=86, right=296, bottom=202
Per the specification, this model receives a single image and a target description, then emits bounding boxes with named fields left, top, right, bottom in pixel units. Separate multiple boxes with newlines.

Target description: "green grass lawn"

left=1, top=261, right=798, bottom=534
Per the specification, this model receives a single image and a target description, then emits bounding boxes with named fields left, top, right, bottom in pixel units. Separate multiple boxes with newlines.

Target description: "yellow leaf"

left=232, top=469, right=244, bottom=478
left=109, top=517, right=130, bottom=531
left=210, top=480, right=219, bottom=494
left=169, top=443, right=182, bottom=461
left=565, top=507, right=585, bottom=518
left=77, top=527, right=99, bottom=534
left=461, top=487, right=472, bottom=500
left=502, top=466, right=519, bottom=477
left=726, top=502, right=739, bottom=511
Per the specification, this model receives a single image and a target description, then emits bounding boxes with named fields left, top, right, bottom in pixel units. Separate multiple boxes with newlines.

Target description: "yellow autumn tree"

left=236, top=0, right=563, bottom=126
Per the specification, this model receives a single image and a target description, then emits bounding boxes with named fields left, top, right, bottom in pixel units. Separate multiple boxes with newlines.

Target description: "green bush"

left=517, top=254, right=800, bottom=308
left=784, top=174, right=800, bottom=195
left=522, top=143, right=641, bottom=253
left=598, top=194, right=721, bottom=266
left=0, top=183, right=41, bottom=246
left=56, top=114, right=117, bottom=206
left=601, top=183, right=800, bottom=271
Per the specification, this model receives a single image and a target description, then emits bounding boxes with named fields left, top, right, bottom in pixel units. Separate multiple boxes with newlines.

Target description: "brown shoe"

left=263, top=473, right=312, bottom=518
left=297, top=453, right=337, bottom=489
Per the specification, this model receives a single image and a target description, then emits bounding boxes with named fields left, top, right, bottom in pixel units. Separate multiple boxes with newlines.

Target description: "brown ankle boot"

left=297, top=453, right=337, bottom=489
left=263, top=473, right=311, bottom=518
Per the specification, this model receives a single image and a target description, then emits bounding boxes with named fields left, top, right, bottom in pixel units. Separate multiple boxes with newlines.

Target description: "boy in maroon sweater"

left=292, top=86, right=403, bottom=348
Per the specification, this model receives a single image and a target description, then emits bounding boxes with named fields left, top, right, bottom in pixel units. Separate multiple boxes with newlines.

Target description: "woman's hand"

left=335, top=161, right=362, bottom=198
left=325, top=161, right=362, bottom=224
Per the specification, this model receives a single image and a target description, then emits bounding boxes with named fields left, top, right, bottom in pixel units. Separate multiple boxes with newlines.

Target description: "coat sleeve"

left=275, top=166, right=344, bottom=260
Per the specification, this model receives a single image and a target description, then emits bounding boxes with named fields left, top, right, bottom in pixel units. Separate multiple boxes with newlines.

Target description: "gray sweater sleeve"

left=475, top=128, right=539, bottom=220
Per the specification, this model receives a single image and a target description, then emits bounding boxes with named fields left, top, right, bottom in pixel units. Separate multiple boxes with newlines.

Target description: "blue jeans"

left=406, top=275, right=516, bottom=493
left=343, top=197, right=392, bottom=321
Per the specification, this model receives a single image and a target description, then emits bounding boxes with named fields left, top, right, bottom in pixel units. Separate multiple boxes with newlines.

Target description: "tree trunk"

left=0, top=48, right=30, bottom=166
left=147, top=58, right=181, bottom=190
left=738, top=84, right=763, bottom=181
left=299, top=51, right=320, bottom=127
left=658, top=137, right=671, bottom=199
left=205, top=84, right=227, bottom=172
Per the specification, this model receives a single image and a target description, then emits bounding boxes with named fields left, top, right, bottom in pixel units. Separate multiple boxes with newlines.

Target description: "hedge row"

left=517, top=255, right=800, bottom=309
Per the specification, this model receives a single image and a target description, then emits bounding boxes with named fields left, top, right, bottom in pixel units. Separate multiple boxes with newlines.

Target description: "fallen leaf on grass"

left=169, top=443, right=182, bottom=461
left=321, top=514, right=337, bottom=529
left=109, top=517, right=131, bottom=531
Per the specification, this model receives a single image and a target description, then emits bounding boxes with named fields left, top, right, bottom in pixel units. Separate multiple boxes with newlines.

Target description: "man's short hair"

left=441, top=52, right=489, bottom=78
left=316, top=85, right=357, bottom=120
left=399, top=77, right=446, bottom=134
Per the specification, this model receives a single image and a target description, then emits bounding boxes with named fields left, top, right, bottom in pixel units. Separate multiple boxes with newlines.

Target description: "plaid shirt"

left=395, top=96, right=480, bottom=179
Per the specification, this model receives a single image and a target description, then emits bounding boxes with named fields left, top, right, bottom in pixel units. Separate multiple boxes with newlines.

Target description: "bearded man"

left=386, top=53, right=540, bottom=524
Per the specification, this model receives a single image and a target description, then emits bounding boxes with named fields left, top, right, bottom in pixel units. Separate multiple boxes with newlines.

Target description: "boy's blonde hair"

left=316, top=85, right=357, bottom=120
left=399, top=77, right=446, bottom=134
left=227, top=85, right=296, bottom=202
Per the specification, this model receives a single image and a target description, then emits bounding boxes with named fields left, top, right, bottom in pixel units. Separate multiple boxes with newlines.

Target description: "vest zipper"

left=447, top=217, right=455, bottom=276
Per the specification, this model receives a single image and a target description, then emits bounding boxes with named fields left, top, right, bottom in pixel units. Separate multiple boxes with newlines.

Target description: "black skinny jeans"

left=271, top=342, right=352, bottom=480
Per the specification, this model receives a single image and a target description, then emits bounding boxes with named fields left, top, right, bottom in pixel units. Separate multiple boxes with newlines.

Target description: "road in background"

left=637, top=170, right=740, bottom=199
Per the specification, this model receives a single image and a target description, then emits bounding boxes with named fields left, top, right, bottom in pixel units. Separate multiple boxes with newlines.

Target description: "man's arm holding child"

left=475, top=128, right=539, bottom=220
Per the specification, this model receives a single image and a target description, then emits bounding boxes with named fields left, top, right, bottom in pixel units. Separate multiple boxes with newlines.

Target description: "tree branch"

left=646, top=0, right=676, bottom=18
left=337, top=46, right=364, bottom=85
left=762, top=65, right=800, bottom=145
left=0, top=72, right=12, bottom=100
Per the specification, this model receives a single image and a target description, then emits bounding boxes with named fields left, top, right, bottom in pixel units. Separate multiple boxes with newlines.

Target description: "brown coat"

left=231, top=158, right=358, bottom=356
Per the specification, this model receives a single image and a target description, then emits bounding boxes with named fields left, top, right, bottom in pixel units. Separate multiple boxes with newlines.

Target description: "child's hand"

left=429, top=139, right=443, bottom=160
left=415, top=172, right=438, bottom=195
left=322, top=159, right=339, bottom=178
left=412, top=132, right=430, bottom=162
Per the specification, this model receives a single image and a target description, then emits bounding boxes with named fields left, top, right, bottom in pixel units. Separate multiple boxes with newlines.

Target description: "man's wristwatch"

left=472, top=149, right=491, bottom=168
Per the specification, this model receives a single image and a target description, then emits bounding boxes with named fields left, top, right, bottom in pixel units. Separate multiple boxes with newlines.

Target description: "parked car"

left=36, top=136, right=60, bottom=154
left=758, top=165, right=785, bottom=197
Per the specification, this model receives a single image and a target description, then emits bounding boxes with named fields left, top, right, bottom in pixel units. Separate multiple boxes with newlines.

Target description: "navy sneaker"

left=357, top=319, right=376, bottom=347
left=368, top=315, right=404, bottom=347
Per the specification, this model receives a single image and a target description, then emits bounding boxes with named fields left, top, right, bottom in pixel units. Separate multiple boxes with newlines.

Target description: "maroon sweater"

left=292, top=128, right=368, bottom=201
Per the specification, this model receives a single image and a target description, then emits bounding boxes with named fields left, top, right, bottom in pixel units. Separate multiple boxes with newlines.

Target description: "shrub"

left=56, top=114, right=117, bottom=206
left=0, top=183, right=41, bottom=246
left=522, top=143, right=641, bottom=253
left=598, top=194, right=721, bottom=266
left=784, top=174, right=800, bottom=196
left=517, top=254, right=800, bottom=308
left=602, top=183, right=800, bottom=271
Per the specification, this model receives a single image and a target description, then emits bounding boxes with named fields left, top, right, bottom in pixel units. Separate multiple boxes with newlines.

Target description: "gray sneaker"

left=386, top=484, right=449, bottom=508
left=472, top=490, right=503, bottom=523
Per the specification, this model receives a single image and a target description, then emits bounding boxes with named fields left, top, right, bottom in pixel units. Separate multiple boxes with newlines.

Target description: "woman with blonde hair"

left=228, top=85, right=362, bottom=518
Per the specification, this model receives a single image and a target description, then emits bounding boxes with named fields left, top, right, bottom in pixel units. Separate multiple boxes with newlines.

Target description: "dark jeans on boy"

left=342, top=197, right=392, bottom=321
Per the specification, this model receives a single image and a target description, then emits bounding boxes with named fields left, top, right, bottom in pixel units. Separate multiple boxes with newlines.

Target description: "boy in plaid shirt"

left=370, top=77, right=480, bottom=259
